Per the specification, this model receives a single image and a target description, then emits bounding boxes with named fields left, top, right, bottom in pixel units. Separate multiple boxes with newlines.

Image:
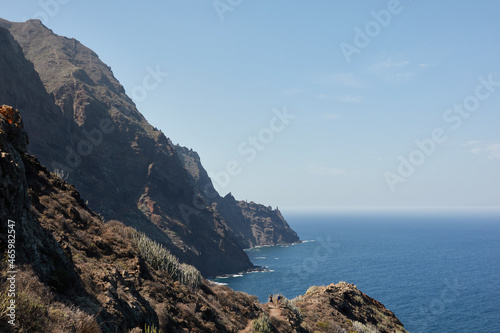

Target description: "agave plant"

left=132, top=232, right=202, bottom=289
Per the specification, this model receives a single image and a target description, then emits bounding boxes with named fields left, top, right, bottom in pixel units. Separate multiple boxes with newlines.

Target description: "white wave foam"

left=211, top=281, right=228, bottom=286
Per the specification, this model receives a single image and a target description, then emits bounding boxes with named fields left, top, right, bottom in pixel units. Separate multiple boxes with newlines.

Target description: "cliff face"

left=0, top=106, right=408, bottom=333
left=0, top=26, right=74, bottom=165
left=0, top=104, right=78, bottom=286
left=0, top=18, right=302, bottom=276
left=176, top=145, right=300, bottom=248
left=0, top=19, right=266, bottom=276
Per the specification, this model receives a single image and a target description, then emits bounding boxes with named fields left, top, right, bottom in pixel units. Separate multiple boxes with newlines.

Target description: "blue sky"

left=2, top=0, right=500, bottom=211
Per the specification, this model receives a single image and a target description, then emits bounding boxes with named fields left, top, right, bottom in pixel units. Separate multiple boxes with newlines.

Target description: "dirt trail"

left=239, top=304, right=284, bottom=332
left=268, top=306, right=282, bottom=320
left=240, top=321, right=253, bottom=333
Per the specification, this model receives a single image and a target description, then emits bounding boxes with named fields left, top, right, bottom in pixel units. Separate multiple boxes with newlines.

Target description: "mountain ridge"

left=0, top=18, right=298, bottom=276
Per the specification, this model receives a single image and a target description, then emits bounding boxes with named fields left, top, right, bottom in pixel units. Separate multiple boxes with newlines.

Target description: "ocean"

left=213, top=211, right=500, bottom=333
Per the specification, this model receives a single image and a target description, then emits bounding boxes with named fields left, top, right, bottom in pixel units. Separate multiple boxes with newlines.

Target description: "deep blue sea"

left=213, top=211, right=500, bottom=333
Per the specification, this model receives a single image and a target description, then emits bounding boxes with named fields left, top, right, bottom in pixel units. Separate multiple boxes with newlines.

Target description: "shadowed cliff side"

left=0, top=105, right=262, bottom=332
left=0, top=19, right=257, bottom=276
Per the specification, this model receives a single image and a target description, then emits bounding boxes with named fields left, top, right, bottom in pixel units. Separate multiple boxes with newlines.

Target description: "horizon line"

left=280, top=206, right=500, bottom=214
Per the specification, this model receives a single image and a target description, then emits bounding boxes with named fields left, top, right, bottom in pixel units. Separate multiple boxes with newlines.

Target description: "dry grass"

left=0, top=266, right=101, bottom=333
left=352, top=320, right=380, bottom=333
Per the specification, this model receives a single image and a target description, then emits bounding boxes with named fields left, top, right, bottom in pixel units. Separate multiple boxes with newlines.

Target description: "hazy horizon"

left=2, top=1, right=499, bottom=210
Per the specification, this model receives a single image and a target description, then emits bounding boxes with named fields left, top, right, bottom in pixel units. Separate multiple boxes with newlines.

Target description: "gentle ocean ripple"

left=213, top=211, right=500, bottom=333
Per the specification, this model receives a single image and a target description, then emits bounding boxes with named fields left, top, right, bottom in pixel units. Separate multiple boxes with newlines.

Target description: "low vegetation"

left=0, top=266, right=100, bottom=333
left=131, top=232, right=202, bottom=290
left=351, top=320, right=379, bottom=333
left=144, top=324, right=159, bottom=333
left=272, top=294, right=303, bottom=323
left=305, top=285, right=323, bottom=295
left=253, top=313, right=272, bottom=333
left=316, top=321, right=347, bottom=332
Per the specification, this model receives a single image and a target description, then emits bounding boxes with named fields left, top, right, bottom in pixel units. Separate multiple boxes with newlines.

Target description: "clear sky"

left=2, top=0, right=500, bottom=211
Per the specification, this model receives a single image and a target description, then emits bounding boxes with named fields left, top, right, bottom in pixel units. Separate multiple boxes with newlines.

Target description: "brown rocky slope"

left=0, top=104, right=261, bottom=332
left=0, top=106, right=408, bottom=332
left=0, top=18, right=299, bottom=276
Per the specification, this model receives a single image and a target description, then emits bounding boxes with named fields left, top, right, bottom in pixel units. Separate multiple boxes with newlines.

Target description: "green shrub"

left=52, top=168, right=68, bottom=180
left=332, top=324, right=348, bottom=333
left=284, top=299, right=302, bottom=322
left=272, top=294, right=302, bottom=322
left=144, top=324, right=159, bottom=333
left=316, top=321, right=347, bottom=333
left=306, top=285, right=322, bottom=295
left=132, top=232, right=201, bottom=289
left=252, top=314, right=272, bottom=333
left=352, top=321, right=379, bottom=333
left=353, top=295, right=365, bottom=304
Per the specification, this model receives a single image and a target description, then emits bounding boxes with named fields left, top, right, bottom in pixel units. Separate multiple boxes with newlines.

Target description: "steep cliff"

left=0, top=106, right=408, bottom=333
left=176, top=145, right=300, bottom=248
left=0, top=25, right=74, bottom=165
left=0, top=18, right=303, bottom=276
left=0, top=104, right=80, bottom=290
left=0, top=19, right=258, bottom=276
